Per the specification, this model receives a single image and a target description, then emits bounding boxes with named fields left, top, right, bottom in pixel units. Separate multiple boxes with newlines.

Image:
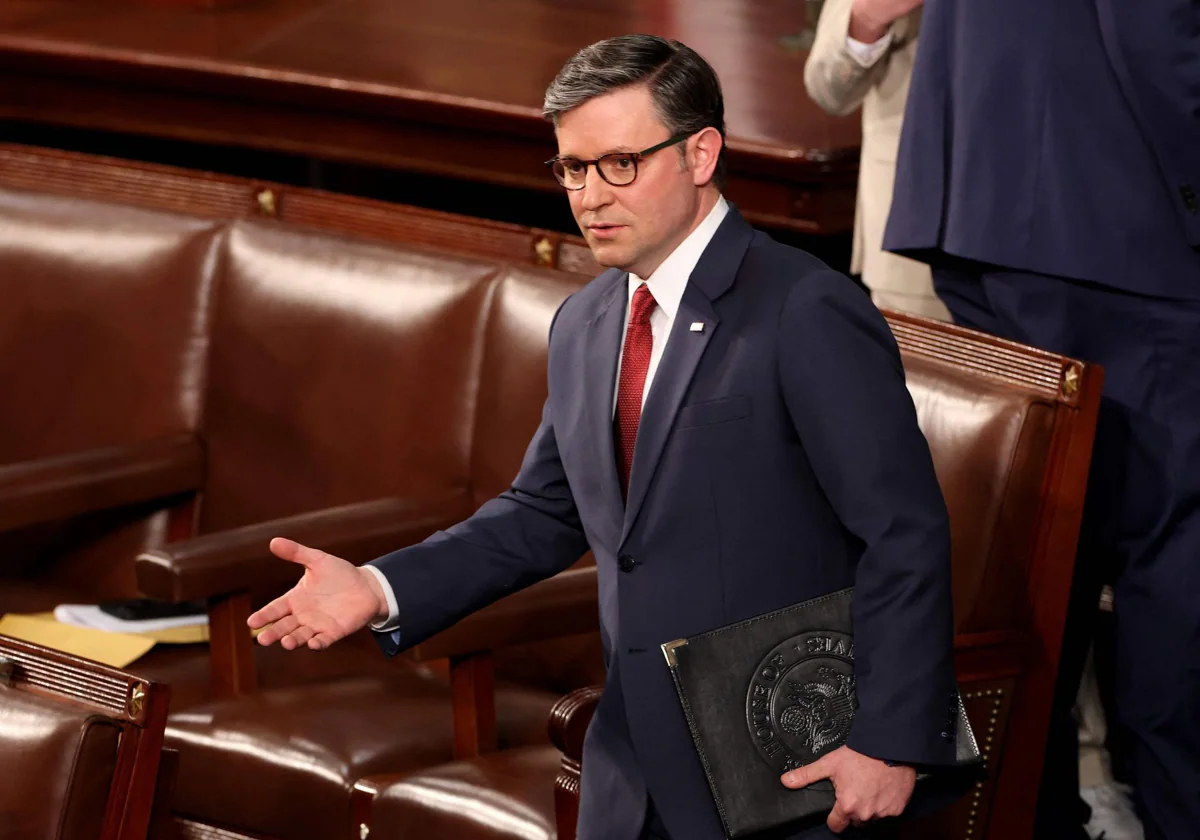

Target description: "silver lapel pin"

left=690, top=321, right=705, bottom=333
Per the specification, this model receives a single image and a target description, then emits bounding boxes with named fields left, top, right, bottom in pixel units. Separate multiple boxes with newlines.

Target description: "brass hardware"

left=0, top=656, right=14, bottom=686
left=256, top=188, right=279, bottom=217
left=660, top=639, right=688, bottom=668
left=1061, top=364, right=1081, bottom=399
left=359, top=824, right=370, bottom=840
left=128, top=683, right=147, bottom=718
left=533, top=236, right=555, bottom=267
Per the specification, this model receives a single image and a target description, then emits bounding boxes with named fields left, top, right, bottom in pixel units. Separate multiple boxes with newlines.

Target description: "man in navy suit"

left=883, top=2, right=1200, bottom=838
left=250, top=35, right=958, bottom=839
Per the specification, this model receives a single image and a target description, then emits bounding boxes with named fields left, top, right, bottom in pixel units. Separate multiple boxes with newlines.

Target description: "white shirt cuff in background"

left=364, top=564, right=401, bottom=631
left=846, top=31, right=893, bottom=67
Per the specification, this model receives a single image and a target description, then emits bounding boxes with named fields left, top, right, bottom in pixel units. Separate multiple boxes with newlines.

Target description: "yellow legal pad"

left=0, top=613, right=156, bottom=669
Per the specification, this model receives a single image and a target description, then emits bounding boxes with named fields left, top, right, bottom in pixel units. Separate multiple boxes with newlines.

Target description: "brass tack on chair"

left=255, top=187, right=279, bottom=217
left=533, top=236, right=555, bottom=267
left=128, top=682, right=147, bottom=719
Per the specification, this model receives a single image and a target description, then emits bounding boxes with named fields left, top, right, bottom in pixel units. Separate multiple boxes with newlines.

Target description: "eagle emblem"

left=778, top=667, right=856, bottom=757
left=746, top=630, right=858, bottom=772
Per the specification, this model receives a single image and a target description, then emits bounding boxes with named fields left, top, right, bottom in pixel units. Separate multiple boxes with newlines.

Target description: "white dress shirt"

left=614, top=195, right=730, bottom=414
left=367, top=196, right=731, bottom=632
left=846, top=31, right=893, bottom=67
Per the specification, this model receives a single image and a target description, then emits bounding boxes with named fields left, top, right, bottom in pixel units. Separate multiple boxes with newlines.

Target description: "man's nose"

left=580, top=166, right=614, bottom=211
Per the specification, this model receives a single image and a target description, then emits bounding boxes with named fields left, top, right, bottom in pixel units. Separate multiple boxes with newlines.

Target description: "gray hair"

left=543, top=34, right=727, bottom=189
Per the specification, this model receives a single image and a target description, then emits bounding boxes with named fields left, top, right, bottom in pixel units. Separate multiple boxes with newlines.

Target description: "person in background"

left=803, top=0, right=948, bottom=321
left=884, top=1, right=1200, bottom=838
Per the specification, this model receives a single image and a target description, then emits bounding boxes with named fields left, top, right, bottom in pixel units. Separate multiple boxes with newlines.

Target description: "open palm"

left=247, top=538, right=384, bottom=650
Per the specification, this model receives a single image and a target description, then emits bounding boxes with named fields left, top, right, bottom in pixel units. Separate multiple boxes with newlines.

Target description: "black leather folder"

left=661, top=587, right=985, bottom=838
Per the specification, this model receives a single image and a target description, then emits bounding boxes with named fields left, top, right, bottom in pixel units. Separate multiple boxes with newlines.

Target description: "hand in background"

left=780, top=745, right=917, bottom=833
left=849, top=0, right=923, bottom=43
left=247, top=538, right=388, bottom=650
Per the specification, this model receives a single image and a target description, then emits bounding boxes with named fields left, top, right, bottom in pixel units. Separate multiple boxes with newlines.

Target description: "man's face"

left=555, top=85, right=704, bottom=279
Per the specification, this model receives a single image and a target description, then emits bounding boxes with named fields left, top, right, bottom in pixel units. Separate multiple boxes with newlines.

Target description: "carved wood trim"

left=886, top=311, right=1084, bottom=407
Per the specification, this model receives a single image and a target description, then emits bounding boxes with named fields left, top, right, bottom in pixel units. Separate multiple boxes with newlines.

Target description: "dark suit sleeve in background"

left=777, top=272, right=957, bottom=766
left=1096, top=0, right=1200, bottom=248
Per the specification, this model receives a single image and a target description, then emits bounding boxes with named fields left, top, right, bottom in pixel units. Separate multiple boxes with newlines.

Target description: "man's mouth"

left=587, top=223, right=626, bottom=240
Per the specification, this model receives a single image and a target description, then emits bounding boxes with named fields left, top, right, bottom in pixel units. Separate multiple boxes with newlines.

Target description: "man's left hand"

left=780, top=745, right=916, bottom=833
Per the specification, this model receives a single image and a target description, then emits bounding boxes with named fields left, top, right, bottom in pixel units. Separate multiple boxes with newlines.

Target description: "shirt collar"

left=628, top=195, right=729, bottom=321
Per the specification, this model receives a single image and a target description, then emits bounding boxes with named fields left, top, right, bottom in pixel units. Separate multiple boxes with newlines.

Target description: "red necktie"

left=615, top=284, right=657, bottom=497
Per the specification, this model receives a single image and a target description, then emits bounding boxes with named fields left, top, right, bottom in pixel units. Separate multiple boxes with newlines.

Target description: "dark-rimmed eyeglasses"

left=545, top=133, right=691, bottom=191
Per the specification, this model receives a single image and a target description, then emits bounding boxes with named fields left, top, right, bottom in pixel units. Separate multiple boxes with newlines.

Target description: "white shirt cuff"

left=846, top=31, right=893, bottom=68
left=364, top=564, right=401, bottom=632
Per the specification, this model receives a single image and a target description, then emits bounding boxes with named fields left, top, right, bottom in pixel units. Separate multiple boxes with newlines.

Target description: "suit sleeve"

left=367, top=311, right=590, bottom=656
left=803, top=0, right=892, bottom=116
left=1096, top=0, right=1200, bottom=248
left=777, top=272, right=957, bottom=766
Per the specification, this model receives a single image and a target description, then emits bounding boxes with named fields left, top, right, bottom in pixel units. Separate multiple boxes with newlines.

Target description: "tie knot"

left=630, top=284, right=657, bottom=325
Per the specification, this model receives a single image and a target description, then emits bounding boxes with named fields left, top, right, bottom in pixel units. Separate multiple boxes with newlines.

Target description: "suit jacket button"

left=1181, top=184, right=1198, bottom=213
left=618, top=555, right=637, bottom=572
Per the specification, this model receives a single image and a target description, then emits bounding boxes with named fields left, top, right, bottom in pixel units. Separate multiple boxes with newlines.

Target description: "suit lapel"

left=582, top=270, right=628, bottom=527
left=620, top=209, right=756, bottom=544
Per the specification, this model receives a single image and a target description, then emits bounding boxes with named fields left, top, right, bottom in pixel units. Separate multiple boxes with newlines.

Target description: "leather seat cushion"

left=166, top=671, right=557, bottom=840
left=369, top=746, right=559, bottom=840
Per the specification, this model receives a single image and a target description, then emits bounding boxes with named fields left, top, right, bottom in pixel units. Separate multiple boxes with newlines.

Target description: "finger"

left=781, top=755, right=833, bottom=788
left=248, top=595, right=294, bottom=630
left=256, top=614, right=301, bottom=646
left=308, top=631, right=340, bottom=651
left=269, top=537, right=326, bottom=568
left=280, top=626, right=316, bottom=651
left=827, top=800, right=852, bottom=834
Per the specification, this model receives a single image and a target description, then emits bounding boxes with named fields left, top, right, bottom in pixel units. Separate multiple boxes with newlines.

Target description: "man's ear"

left=688, top=127, right=724, bottom=186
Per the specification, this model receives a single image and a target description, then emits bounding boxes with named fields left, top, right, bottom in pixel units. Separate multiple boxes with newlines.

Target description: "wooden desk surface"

left=0, top=0, right=861, bottom=233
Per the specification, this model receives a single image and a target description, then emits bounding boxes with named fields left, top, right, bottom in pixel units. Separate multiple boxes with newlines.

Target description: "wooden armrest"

left=135, top=489, right=474, bottom=602
left=551, top=685, right=602, bottom=840
left=0, top=433, right=202, bottom=532
left=548, top=685, right=602, bottom=758
left=406, top=565, right=599, bottom=662
left=135, top=489, right=472, bottom=701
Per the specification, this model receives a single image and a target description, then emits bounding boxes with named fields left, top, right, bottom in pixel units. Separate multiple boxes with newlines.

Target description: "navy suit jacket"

left=884, top=0, right=1200, bottom=298
left=371, top=210, right=956, bottom=840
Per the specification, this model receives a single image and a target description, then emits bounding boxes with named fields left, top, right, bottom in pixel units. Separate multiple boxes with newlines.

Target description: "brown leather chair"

left=139, top=228, right=594, bottom=840
left=354, top=312, right=1102, bottom=840
left=0, top=143, right=612, bottom=840
left=0, top=634, right=170, bottom=840
left=0, top=180, right=212, bottom=616
left=0, top=140, right=596, bottom=621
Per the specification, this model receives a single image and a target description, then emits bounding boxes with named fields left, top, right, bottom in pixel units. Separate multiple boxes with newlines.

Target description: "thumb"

left=269, top=537, right=326, bottom=568
left=781, top=753, right=836, bottom=789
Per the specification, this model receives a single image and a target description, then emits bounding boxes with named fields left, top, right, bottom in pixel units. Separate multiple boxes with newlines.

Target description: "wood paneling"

left=0, top=0, right=859, bottom=235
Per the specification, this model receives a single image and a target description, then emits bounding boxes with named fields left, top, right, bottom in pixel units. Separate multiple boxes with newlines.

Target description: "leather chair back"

left=0, top=184, right=219, bottom=604
left=196, top=221, right=502, bottom=532
left=906, top=361, right=1055, bottom=635
left=469, top=265, right=582, bottom=506
left=0, top=188, right=219, bottom=462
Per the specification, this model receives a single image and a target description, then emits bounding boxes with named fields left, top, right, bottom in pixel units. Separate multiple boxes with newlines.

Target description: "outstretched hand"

left=780, top=745, right=916, bottom=833
left=247, top=538, right=388, bottom=650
